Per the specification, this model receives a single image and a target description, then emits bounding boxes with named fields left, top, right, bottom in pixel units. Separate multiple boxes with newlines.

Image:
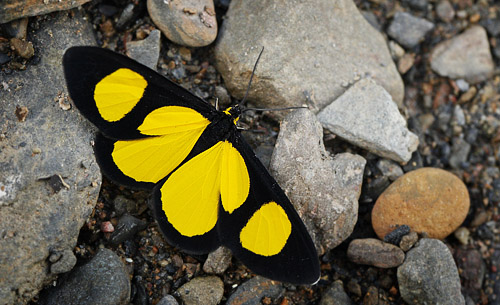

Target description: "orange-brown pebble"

left=372, top=167, right=470, bottom=240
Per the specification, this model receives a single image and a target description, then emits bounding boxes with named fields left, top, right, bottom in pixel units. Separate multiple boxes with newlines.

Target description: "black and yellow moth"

left=63, top=46, right=320, bottom=285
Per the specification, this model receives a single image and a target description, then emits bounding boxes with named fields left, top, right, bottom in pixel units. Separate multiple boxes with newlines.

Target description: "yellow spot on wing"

left=240, top=202, right=292, bottom=256
left=94, top=68, right=147, bottom=122
left=220, top=142, right=249, bottom=213
left=112, top=106, right=210, bottom=183
left=160, top=141, right=250, bottom=236
left=161, top=142, right=225, bottom=237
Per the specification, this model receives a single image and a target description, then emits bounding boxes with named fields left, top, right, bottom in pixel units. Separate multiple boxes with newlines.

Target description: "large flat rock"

left=0, top=10, right=100, bottom=305
left=214, top=0, right=404, bottom=111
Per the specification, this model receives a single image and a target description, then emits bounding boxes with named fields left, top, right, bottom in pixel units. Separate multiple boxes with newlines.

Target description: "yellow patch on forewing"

left=112, top=106, right=210, bottom=183
left=94, top=68, right=148, bottom=122
left=240, top=202, right=292, bottom=256
left=138, top=106, right=211, bottom=136
left=161, top=141, right=249, bottom=237
left=220, top=142, right=250, bottom=214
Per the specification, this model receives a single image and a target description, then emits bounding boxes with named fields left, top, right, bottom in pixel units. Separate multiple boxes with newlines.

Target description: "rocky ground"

left=1, top=0, right=499, bottom=304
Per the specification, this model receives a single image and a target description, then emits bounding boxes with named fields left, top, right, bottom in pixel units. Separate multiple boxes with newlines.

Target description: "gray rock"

left=109, top=214, right=148, bottom=246
left=177, top=276, right=224, bottom=305
left=50, top=249, right=77, bottom=275
left=147, top=0, right=217, bottom=47
left=317, top=78, right=419, bottom=163
left=319, top=280, right=353, bottom=305
left=157, top=295, right=179, bottom=305
left=226, top=276, right=284, bottom=305
left=430, top=26, right=494, bottom=84
left=270, top=109, right=365, bottom=254
left=436, top=0, right=455, bottom=23
left=203, top=246, right=232, bottom=274
left=347, top=238, right=405, bottom=268
left=376, top=159, right=404, bottom=181
left=126, top=29, right=161, bottom=70
left=39, top=249, right=131, bottom=305
left=0, top=10, right=100, bottom=305
left=397, top=239, right=465, bottom=305
left=449, top=137, right=471, bottom=169
left=387, top=12, right=434, bottom=48
left=0, top=0, right=91, bottom=23
left=214, top=0, right=404, bottom=111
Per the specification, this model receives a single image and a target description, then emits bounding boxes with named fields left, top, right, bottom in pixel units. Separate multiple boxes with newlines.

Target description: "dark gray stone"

left=319, top=280, right=353, bottom=305
left=39, top=249, right=131, bottom=305
left=387, top=12, right=435, bottom=48
left=0, top=10, right=100, bottom=305
left=226, top=276, right=284, bottom=305
left=397, top=239, right=465, bottom=305
left=109, top=214, right=147, bottom=246
left=214, top=0, right=403, bottom=111
left=270, top=109, right=365, bottom=254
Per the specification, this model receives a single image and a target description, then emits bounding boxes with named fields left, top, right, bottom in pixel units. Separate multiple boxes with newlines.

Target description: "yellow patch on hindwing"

left=240, top=202, right=292, bottom=256
left=161, top=141, right=249, bottom=237
left=112, top=106, right=210, bottom=183
left=94, top=68, right=147, bottom=122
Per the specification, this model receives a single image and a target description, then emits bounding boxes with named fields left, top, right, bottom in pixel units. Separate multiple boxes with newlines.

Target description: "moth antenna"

left=243, top=105, right=309, bottom=113
left=240, top=47, right=265, bottom=106
left=215, top=97, right=219, bottom=111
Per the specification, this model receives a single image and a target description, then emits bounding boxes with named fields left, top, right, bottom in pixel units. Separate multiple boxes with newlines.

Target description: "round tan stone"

left=372, top=167, right=470, bottom=240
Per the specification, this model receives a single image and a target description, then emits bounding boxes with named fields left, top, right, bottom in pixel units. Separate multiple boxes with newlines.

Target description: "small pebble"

left=372, top=167, right=470, bottom=240
left=202, top=246, right=232, bottom=274
left=347, top=238, right=405, bottom=268
left=157, top=295, right=179, bottom=305
left=226, top=276, right=284, bottom=305
left=384, top=225, right=411, bottom=245
left=470, top=210, right=489, bottom=227
left=101, top=221, right=115, bottom=233
left=454, top=227, right=470, bottom=245
left=387, top=12, right=435, bottom=48
left=376, top=159, right=404, bottom=181
left=454, top=248, right=486, bottom=294
left=126, top=29, right=161, bottom=70
left=430, top=26, right=494, bottom=84
left=10, top=38, right=34, bottom=59
left=399, top=231, right=419, bottom=251
left=177, top=276, right=224, bottom=305
left=398, top=53, right=415, bottom=74
left=109, top=214, right=147, bottom=246
left=319, top=280, right=352, bottom=305
left=436, top=0, right=455, bottom=22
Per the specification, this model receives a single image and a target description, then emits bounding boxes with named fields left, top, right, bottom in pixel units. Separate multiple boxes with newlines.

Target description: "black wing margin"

left=217, top=135, right=320, bottom=285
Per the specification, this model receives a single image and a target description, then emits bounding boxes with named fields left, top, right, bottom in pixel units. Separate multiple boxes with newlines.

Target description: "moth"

left=63, top=46, right=319, bottom=284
